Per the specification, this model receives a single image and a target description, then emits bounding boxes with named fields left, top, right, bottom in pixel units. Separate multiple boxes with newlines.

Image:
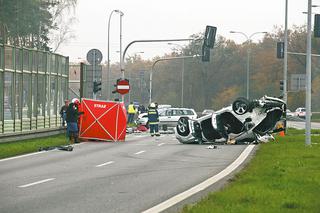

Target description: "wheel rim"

left=177, top=119, right=188, bottom=133
left=234, top=102, right=248, bottom=115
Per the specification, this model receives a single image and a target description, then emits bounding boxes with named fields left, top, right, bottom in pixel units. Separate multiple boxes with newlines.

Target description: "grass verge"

left=181, top=129, right=320, bottom=213
left=0, top=134, right=69, bottom=159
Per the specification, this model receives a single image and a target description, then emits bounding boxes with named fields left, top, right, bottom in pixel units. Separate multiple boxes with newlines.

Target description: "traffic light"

left=201, top=25, right=217, bottom=62
left=93, top=81, right=102, bottom=93
left=280, top=80, right=284, bottom=92
left=202, top=45, right=210, bottom=62
left=203, top=25, right=217, bottom=49
left=314, top=14, right=320, bottom=37
left=276, top=42, right=284, bottom=59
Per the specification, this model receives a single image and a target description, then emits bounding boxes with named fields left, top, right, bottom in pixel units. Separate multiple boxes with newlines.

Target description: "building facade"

left=0, top=43, right=69, bottom=134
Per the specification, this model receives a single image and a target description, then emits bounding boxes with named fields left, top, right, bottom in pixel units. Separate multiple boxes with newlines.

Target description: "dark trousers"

left=150, top=124, right=159, bottom=136
left=127, top=113, right=135, bottom=124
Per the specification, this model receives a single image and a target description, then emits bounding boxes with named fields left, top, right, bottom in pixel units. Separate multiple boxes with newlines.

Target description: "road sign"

left=116, top=79, right=130, bottom=95
left=86, top=49, right=103, bottom=65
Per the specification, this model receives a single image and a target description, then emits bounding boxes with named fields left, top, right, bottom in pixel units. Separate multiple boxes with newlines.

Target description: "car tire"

left=176, top=117, right=190, bottom=136
left=232, top=97, right=250, bottom=115
left=162, top=125, right=168, bottom=131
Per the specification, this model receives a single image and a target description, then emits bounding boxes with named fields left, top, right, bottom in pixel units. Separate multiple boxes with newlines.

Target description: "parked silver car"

left=159, top=108, right=197, bottom=131
left=135, top=107, right=197, bottom=131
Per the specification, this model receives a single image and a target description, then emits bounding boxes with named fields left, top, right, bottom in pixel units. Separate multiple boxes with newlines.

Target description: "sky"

left=56, top=0, right=313, bottom=63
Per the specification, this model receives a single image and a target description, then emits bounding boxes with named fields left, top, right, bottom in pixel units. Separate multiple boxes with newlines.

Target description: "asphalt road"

left=0, top=133, right=253, bottom=213
left=287, top=120, right=320, bottom=129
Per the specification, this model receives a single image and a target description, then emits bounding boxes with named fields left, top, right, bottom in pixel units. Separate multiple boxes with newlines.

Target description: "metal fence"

left=0, top=43, right=69, bottom=134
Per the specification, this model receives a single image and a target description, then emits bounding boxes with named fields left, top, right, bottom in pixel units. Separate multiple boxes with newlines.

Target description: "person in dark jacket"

left=59, top=100, right=69, bottom=126
left=66, top=98, right=83, bottom=143
left=147, top=102, right=160, bottom=137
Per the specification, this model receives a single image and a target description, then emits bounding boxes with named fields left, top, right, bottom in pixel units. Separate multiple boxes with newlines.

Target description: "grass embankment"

left=0, top=134, right=68, bottom=159
left=311, top=113, right=320, bottom=122
left=182, top=128, right=320, bottom=213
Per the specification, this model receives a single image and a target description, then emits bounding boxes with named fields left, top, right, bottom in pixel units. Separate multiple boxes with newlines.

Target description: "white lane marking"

left=142, top=145, right=255, bottom=213
left=134, top=150, right=146, bottom=155
left=0, top=152, right=46, bottom=163
left=18, top=178, right=55, bottom=188
left=157, top=143, right=165, bottom=146
left=95, top=161, right=114, bottom=167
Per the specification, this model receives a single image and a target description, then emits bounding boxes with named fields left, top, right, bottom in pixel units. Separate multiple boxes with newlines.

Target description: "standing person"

left=138, top=104, right=146, bottom=114
left=147, top=102, right=160, bottom=137
left=66, top=98, right=83, bottom=143
left=59, top=100, right=69, bottom=126
left=127, top=102, right=136, bottom=124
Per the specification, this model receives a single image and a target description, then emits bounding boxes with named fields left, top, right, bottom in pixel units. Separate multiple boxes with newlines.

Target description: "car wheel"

left=232, top=97, right=250, bottom=115
left=162, top=124, right=168, bottom=131
left=176, top=117, right=190, bottom=136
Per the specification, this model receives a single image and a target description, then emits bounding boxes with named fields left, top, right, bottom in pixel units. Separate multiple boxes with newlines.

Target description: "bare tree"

left=48, top=0, right=78, bottom=52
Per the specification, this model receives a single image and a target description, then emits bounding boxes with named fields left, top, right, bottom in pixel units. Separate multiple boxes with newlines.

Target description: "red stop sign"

left=116, top=79, right=130, bottom=95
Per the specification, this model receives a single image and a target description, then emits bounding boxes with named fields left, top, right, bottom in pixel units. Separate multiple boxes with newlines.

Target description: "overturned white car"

left=175, top=96, right=286, bottom=144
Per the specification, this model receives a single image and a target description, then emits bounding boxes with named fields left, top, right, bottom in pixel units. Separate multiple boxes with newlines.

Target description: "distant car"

left=294, top=107, right=306, bottom=118
left=159, top=108, right=197, bottom=131
left=286, top=109, right=294, bottom=117
left=202, top=109, right=214, bottom=115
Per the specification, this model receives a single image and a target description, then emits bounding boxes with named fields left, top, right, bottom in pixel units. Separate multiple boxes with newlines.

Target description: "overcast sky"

left=57, top=0, right=312, bottom=63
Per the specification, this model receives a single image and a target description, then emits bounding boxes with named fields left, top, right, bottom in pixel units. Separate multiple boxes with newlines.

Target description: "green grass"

left=311, top=113, right=320, bottom=122
left=0, top=134, right=69, bottom=159
left=181, top=129, right=320, bottom=213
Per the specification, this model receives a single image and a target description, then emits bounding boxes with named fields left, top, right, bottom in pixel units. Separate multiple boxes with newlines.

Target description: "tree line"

left=0, top=0, right=77, bottom=52
left=121, top=25, right=320, bottom=112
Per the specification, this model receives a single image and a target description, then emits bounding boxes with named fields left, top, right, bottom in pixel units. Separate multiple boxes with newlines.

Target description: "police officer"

left=147, top=103, right=160, bottom=137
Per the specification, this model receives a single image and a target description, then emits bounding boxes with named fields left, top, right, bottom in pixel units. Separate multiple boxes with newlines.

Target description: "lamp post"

left=284, top=0, right=288, bottom=104
left=306, top=0, right=312, bottom=146
left=107, top=9, right=123, bottom=100
left=229, top=31, right=267, bottom=99
left=168, top=43, right=185, bottom=107
left=149, top=55, right=200, bottom=104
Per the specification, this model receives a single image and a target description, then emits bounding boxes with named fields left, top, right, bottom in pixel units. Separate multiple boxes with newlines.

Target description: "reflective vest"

left=128, top=104, right=136, bottom=114
left=148, top=108, right=159, bottom=124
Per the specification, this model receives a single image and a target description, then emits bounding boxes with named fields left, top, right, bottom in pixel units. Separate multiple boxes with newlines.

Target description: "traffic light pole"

left=93, top=51, right=96, bottom=100
left=305, top=0, right=312, bottom=146
left=120, top=39, right=195, bottom=104
left=284, top=0, right=288, bottom=104
left=149, top=55, right=201, bottom=104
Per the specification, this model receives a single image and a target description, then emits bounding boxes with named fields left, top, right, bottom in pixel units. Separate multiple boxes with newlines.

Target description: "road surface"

left=0, top=133, right=254, bottom=213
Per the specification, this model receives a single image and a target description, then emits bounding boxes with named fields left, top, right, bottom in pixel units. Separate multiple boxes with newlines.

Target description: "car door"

left=159, top=109, right=172, bottom=125
left=171, top=109, right=183, bottom=123
left=159, top=109, right=181, bottom=126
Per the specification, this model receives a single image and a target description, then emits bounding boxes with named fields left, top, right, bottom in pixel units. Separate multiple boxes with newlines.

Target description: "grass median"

left=181, top=129, right=320, bottom=213
left=0, top=134, right=69, bottom=159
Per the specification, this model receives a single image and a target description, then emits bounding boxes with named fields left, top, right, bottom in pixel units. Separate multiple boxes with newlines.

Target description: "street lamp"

left=168, top=43, right=185, bottom=107
left=305, top=0, right=312, bottom=146
left=229, top=31, right=267, bottom=99
left=149, top=55, right=200, bottom=104
left=107, top=9, right=124, bottom=100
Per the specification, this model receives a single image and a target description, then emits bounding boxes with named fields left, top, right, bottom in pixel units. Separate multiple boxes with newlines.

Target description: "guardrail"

left=0, top=127, right=66, bottom=143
